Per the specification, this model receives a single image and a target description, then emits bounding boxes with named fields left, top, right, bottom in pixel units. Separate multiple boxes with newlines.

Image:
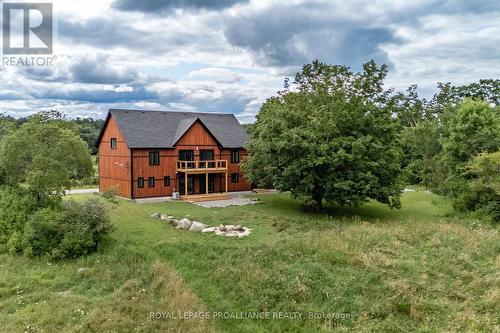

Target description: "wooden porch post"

left=225, top=172, right=228, bottom=194
left=206, top=173, right=209, bottom=195
left=185, top=173, right=188, bottom=197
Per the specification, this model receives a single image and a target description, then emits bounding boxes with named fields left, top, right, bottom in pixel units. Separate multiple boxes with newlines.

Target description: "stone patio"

left=192, top=196, right=261, bottom=208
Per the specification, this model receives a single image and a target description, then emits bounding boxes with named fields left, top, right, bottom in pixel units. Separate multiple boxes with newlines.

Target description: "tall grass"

left=0, top=192, right=498, bottom=332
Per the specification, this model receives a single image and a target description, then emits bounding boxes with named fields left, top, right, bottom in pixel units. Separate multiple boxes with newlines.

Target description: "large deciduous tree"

left=443, top=99, right=499, bottom=172
left=439, top=99, right=499, bottom=197
left=0, top=115, right=93, bottom=202
left=243, top=60, right=403, bottom=209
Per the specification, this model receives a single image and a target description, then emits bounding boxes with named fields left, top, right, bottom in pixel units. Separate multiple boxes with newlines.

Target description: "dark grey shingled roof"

left=99, top=109, right=249, bottom=149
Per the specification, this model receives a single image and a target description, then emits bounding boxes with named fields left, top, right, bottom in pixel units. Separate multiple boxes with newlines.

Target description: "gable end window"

left=164, top=176, right=170, bottom=187
left=148, top=177, right=155, bottom=187
left=149, top=151, right=160, bottom=165
left=231, top=173, right=239, bottom=183
left=110, top=138, right=117, bottom=149
left=138, top=177, right=144, bottom=188
left=230, top=150, right=240, bottom=163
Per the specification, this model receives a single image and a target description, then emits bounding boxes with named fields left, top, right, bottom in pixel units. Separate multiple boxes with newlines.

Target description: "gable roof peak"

left=96, top=109, right=248, bottom=149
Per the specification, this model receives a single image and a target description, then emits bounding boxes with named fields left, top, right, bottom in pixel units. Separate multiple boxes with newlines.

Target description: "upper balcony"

left=176, top=160, right=228, bottom=173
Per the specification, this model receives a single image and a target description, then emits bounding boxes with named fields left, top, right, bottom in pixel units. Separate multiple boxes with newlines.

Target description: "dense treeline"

left=397, top=81, right=499, bottom=221
left=244, top=61, right=499, bottom=222
left=0, top=110, right=104, bottom=154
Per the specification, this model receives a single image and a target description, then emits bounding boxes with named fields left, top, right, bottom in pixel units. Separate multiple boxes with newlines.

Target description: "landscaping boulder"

left=150, top=212, right=161, bottom=218
left=214, top=230, right=226, bottom=236
left=176, top=218, right=192, bottom=229
left=238, top=229, right=251, bottom=238
left=202, top=227, right=216, bottom=233
left=189, top=221, right=208, bottom=232
left=226, top=225, right=243, bottom=231
left=160, top=215, right=177, bottom=225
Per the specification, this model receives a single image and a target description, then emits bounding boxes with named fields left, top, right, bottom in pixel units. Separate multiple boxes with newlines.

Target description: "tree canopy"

left=0, top=115, right=93, bottom=201
left=442, top=99, right=499, bottom=172
left=243, top=60, right=403, bottom=209
left=0, top=115, right=16, bottom=142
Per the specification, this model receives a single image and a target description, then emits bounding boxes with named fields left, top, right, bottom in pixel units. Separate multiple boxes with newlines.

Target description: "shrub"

left=0, top=187, right=39, bottom=244
left=55, top=199, right=114, bottom=258
left=4, top=197, right=113, bottom=259
left=455, top=151, right=500, bottom=223
left=6, top=230, right=23, bottom=254
left=22, top=208, right=63, bottom=257
left=102, top=186, right=118, bottom=200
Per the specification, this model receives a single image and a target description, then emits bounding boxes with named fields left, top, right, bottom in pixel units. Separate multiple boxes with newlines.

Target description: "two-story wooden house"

left=95, top=109, right=252, bottom=200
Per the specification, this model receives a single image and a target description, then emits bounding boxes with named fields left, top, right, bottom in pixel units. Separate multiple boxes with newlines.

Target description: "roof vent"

left=183, top=113, right=187, bottom=115
left=141, top=111, right=145, bottom=113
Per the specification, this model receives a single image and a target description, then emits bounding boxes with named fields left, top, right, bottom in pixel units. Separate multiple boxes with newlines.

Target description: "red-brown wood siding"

left=132, top=148, right=177, bottom=198
left=221, top=148, right=252, bottom=192
left=98, top=116, right=132, bottom=198
left=176, top=121, right=220, bottom=146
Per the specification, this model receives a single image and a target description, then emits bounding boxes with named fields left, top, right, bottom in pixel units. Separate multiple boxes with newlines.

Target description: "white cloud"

left=187, top=67, right=243, bottom=83
left=384, top=12, right=500, bottom=93
left=0, top=0, right=498, bottom=122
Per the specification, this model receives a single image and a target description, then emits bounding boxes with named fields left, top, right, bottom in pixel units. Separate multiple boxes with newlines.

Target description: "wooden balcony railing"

left=176, top=160, right=227, bottom=172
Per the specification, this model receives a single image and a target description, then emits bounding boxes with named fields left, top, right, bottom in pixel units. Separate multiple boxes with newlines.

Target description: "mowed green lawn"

left=0, top=192, right=498, bottom=332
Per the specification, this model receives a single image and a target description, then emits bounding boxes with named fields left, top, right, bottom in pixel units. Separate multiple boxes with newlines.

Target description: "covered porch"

left=176, top=160, right=229, bottom=200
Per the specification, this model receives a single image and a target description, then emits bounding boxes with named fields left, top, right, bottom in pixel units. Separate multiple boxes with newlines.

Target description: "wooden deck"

left=176, top=160, right=227, bottom=173
left=181, top=193, right=230, bottom=202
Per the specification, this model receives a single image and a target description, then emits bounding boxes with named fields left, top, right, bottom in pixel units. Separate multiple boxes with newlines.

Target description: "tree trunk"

left=312, top=189, right=323, bottom=210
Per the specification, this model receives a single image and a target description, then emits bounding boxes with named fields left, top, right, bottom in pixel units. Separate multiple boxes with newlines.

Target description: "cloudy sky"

left=0, top=0, right=499, bottom=123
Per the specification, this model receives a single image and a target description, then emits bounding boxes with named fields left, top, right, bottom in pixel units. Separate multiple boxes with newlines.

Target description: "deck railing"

left=176, top=160, right=227, bottom=172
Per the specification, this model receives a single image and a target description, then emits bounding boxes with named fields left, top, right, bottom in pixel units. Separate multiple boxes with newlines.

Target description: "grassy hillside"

left=0, top=192, right=498, bottom=332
